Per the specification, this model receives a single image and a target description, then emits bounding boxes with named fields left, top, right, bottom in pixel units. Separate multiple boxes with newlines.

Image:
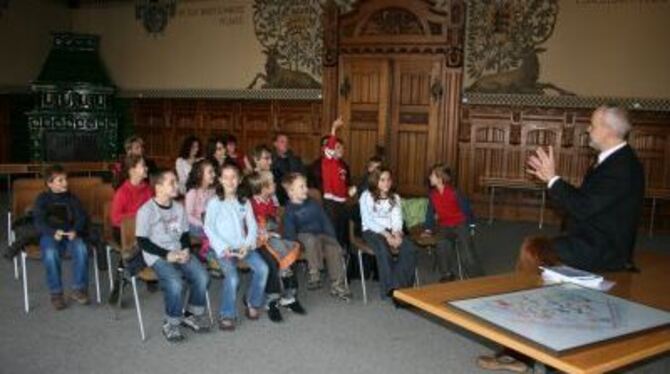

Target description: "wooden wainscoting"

left=458, top=105, right=670, bottom=231
left=132, top=99, right=324, bottom=168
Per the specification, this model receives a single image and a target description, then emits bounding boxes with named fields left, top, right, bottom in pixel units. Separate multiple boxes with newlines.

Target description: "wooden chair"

left=404, top=196, right=473, bottom=282
left=10, top=183, right=102, bottom=313
left=68, top=177, right=103, bottom=220
left=350, top=221, right=421, bottom=304
left=114, top=217, right=213, bottom=341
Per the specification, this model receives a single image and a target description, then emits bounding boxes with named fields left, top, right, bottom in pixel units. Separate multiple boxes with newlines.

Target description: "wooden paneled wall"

left=132, top=99, right=325, bottom=168
left=458, top=105, right=670, bottom=230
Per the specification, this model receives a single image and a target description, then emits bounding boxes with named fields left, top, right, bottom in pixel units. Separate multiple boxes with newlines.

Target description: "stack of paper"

left=540, top=265, right=615, bottom=291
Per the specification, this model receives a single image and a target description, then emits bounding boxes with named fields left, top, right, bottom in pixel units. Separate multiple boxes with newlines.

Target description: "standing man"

left=271, top=132, right=305, bottom=205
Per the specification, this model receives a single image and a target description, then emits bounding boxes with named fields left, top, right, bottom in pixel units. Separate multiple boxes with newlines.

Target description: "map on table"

left=448, top=283, right=670, bottom=354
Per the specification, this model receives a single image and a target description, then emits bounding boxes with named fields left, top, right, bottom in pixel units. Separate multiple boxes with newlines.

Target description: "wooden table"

left=394, top=251, right=670, bottom=374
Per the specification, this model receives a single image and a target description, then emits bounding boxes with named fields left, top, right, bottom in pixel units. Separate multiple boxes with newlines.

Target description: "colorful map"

left=449, top=284, right=670, bottom=353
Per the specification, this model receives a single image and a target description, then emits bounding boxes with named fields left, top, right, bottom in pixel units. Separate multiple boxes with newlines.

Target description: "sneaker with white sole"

left=162, top=322, right=185, bottom=342
left=182, top=314, right=211, bottom=333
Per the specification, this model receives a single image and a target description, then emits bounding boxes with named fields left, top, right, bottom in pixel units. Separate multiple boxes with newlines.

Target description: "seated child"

left=282, top=172, right=352, bottom=301
left=359, top=168, right=417, bottom=300
left=136, top=169, right=211, bottom=342
left=33, top=165, right=91, bottom=310
left=204, top=164, right=269, bottom=330
left=422, top=163, right=483, bottom=281
left=184, top=160, right=216, bottom=261
left=247, top=171, right=306, bottom=322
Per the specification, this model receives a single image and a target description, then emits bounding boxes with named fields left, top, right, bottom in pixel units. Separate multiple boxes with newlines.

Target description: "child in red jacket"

left=321, top=116, right=355, bottom=248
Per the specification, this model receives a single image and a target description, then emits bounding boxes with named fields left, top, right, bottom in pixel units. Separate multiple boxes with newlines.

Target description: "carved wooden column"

left=321, top=0, right=339, bottom=132
left=443, top=0, right=465, bottom=172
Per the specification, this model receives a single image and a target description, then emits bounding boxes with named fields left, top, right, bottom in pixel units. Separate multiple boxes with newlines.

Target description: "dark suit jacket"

left=550, top=144, right=644, bottom=271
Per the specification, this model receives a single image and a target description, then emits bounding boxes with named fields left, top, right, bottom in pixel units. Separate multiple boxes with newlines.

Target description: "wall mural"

left=463, top=0, right=670, bottom=110
left=135, top=0, right=177, bottom=35
left=247, top=0, right=323, bottom=89
left=465, top=0, right=572, bottom=96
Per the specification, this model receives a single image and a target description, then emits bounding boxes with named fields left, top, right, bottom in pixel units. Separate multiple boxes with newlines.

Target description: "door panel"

left=339, top=57, right=390, bottom=184
left=390, top=57, right=443, bottom=195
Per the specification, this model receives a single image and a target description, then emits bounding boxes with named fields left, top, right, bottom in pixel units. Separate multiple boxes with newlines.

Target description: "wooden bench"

left=480, top=176, right=547, bottom=228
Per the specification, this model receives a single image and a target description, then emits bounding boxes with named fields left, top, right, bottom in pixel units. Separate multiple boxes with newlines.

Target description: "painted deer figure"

left=247, top=45, right=321, bottom=89
left=469, top=47, right=573, bottom=95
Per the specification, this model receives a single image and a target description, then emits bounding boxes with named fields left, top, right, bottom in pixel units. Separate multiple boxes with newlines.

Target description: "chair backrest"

left=120, top=216, right=137, bottom=254
left=12, top=178, right=44, bottom=191
left=90, top=183, right=114, bottom=225
left=11, top=181, right=45, bottom=217
left=68, top=177, right=104, bottom=219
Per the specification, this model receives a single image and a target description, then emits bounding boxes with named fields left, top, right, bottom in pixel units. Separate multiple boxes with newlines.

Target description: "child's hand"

left=348, top=186, right=357, bottom=197
left=54, top=230, right=64, bottom=241
left=66, top=231, right=77, bottom=240
left=238, top=246, right=249, bottom=258
left=331, top=116, right=344, bottom=134
left=167, top=251, right=180, bottom=263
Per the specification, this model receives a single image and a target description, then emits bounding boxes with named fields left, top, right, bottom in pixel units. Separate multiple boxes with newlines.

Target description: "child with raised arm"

left=248, top=171, right=306, bottom=322
left=320, top=117, right=355, bottom=247
left=282, top=173, right=351, bottom=301
left=136, top=170, right=211, bottom=342
left=422, top=163, right=483, bottom=281
left=359, top=168, right=417, bottom=300
left=204, top=164, right=269, bottom=330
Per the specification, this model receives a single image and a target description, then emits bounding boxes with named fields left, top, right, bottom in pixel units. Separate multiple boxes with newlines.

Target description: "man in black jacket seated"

left=478, top=106, right=645, bottom=372
left=521, top=105, right=644, bottom=272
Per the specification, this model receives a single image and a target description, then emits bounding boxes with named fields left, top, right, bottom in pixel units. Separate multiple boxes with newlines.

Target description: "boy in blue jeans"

left=136, top=169, right=211, bottom=342
left=33, top=165, right=90, bottom=310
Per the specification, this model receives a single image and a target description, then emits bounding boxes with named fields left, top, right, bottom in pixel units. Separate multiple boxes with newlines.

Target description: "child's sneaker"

left=282, top=299, right=307, bottom=315
left=330, top=282, right=352, bottom=302
left=162, top=322, right=185, bottom=342
left=50, top=293, right=67, bottom=310
left=182, top=313, right=211, bottom=333
left=69, top=289, right=89, bottom=305
left=267, top=300, right=283, bottom=323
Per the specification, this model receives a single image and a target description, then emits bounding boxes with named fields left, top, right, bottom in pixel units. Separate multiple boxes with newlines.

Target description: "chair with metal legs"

left=349, top=221, right=420, bottom=304
left=111, top=217, right=213, bottom=341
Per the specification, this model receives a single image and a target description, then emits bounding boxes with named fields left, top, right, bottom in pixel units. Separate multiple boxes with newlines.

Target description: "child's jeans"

left=216, top=250, right=269, bottom=319
left=152, top=256, right=210, bottom=326
left=39, top=235, right=89, bottom=294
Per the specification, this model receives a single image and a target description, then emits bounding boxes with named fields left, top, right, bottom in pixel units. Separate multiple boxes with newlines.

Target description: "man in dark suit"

left=521, top=105, right=645, bottom=272
left=477, top=106, right=645, bottom=372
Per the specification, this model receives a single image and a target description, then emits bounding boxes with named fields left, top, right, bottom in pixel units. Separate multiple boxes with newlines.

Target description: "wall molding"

left=118, top=88, right=323, bottom=100
left=462, top=93, right=670, bottom=112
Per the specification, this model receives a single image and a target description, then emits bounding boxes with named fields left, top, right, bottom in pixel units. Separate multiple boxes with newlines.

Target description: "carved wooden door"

left=339, top=55, right=443, bottom=195
left=338, top=57, right=390, bottom=184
